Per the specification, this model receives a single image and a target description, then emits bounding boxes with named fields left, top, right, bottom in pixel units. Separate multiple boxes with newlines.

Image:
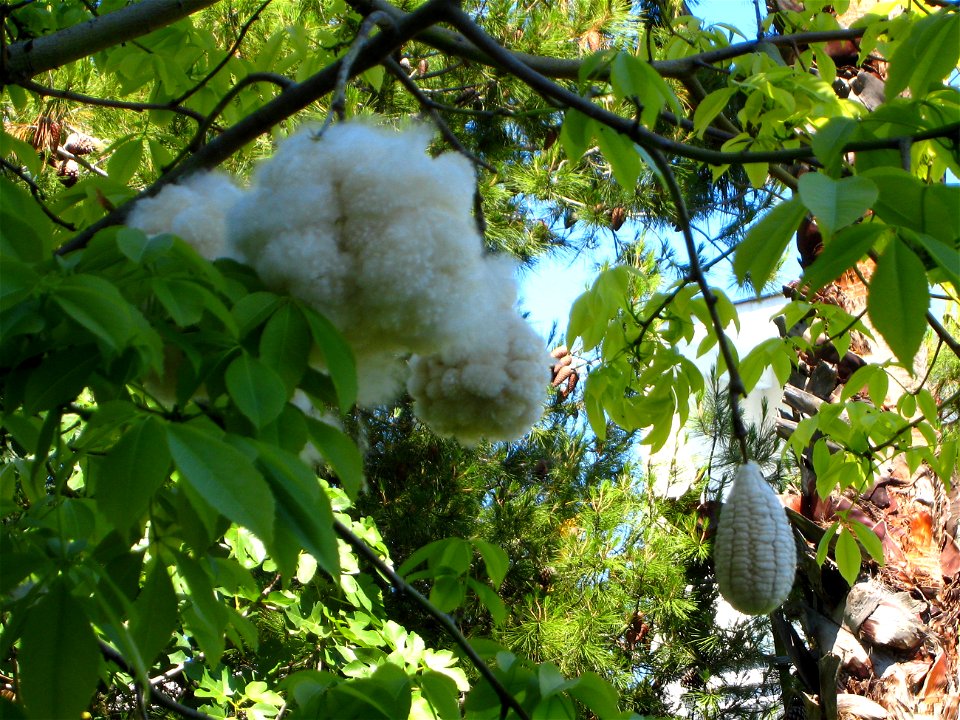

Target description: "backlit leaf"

left=734, top=198, right=807, bottom=291
left=867, top=238, right=929, bottom=366
left=797, top=173, right=878, bottom=237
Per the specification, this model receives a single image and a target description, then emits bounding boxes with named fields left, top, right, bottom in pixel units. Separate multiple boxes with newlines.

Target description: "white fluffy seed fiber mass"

left=408, top=311, right=548, bottom=446
left=127, top=172, right=244, bottom=261
left=126, top=121, right=549, bottom=444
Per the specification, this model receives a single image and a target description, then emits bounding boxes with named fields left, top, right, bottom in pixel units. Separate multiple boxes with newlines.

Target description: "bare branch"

left=3, top=0, right=220, bottom=81
left=20, top=79, right=206, bottom=123
left=0, top=157, right=77, bottom=229
left=98, top=641, right=214, bottom=720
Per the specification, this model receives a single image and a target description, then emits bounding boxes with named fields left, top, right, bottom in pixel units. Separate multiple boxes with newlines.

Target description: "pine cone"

left=784, top=698, right=806, bottom=720
left=610, top=206, right=627, bottom=231
left=64, top=131, right=98, bottom=156
left=559, top=370, right=578, bottom=399
left=57, top=159, right=80, bottom=187
left=679, top=665, right=705, bottom=690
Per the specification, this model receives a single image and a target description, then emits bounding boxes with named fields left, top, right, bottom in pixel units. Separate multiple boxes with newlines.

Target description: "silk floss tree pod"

left=714, top=461, right=797, bottom=615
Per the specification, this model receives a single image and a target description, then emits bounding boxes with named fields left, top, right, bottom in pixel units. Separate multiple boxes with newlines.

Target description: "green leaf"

left=18, top=581, right=100, bottom=719
left=472, top=539, right=509, bottom=587
left=835, top=526, right=862, bottom=586
left=151, top=278, right=208, bottom=327
left=174, top=552, right=229, bottom=664
left=733, top=198, right=807, bottom=291
left=23, top=348, right=100, bottom=415
left=816, top=521, right=839, bottom=567
left=908, top=231, right=960, bottom=291
left=532, top=694, right=576, bottom=720
left=420, top=671, right=460, bottom=720
left=596, top=125, right=640, bottom=190
left=802, top=223, right=887, bottom=294
left=429, top=574, right=466, bottom=613
left=466, top=578, right=507, bottom=625
left=96, top=416, right=170, bottom=534
left=850, top=520, right=885, bottom=565
left=129, top=559, right=178, bottom=665
left=538, top=662, right=575, bottom=698
left=567, top=672, right=621, bottom=719
left=225, top=353, right=288, bottom=428
left=254, top=442, right=339, bottom=577
left=886, top=11, right=960, bottom=99
left=167, top=423, right=275, bottom=544
left=260, top=302, right=311, bottom=393
left=693, top=87, right=738, bottom=138
left=107, top=136, right=144, bottom=185
left=53, top=274, right=140, bottom=352
left=867, top=238, right=930, bottom=366
left=301, top=304, right=357, bottom=413
left=559, top=109, right=595, bottom=161
left=304, top=417, right=363, bottom=499
left=812, top=117, right=858, bottom=177
left=797, top=173, right=878, bottom=237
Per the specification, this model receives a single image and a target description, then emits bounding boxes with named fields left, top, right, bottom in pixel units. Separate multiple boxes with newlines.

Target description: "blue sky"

left=517, top=0, right=768, bottom=339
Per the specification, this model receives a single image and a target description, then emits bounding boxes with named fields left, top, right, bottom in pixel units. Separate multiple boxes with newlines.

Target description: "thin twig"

left=647, top=147, right=751, bottom=462
left=333, top=520, right=532, bottom=720
left=168, top=0, right=273, bottom=106
left=99, top=641, right=214, bottom=720
left=0, top=157, right=77, bottom=229
left=20, top=79, right=206, bottom=122
left=320, top=11, right=394, bottom=134
left=384, top=56, right=496, bottom=172
left=165, top=72, right=294, bottom=172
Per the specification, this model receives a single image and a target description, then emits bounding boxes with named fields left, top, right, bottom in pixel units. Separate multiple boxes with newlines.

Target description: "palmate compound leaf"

left=18, top=580, right=100, bottom=719
left=866, top=238, right=930, bottom=366
left=166, top=423, right=275, bottom=546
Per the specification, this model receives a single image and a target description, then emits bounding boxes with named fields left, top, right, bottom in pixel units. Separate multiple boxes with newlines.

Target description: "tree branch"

left=2, top=0, right=221, bottom=82
left=55, top=0, right=453, bottom=256
left=19, top=79, right=206, bottom=123
left=333, top=520, right=532, bottom=720
left=348, top=0, right=867, bottom=81
left=98, top=641, right=214, bottom=720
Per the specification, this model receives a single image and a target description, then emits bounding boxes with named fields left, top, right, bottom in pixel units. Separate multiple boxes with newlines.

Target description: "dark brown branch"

left=2, top=0, right=221, bottom=81
left=333, top=520, right=532, bottom=720
left=927, top=310, right=960, bottom=360
left=435, top=5, right=960, bottom=167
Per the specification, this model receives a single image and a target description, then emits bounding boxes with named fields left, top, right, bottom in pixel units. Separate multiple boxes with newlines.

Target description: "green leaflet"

left=797, top=173, right=878, bottom=238
left=835, top=527, right=861, bottom=587
left=733, top=197, right=807, bottom=291
left=95, top=415, right=170, bottom=534
left=166, top=423, right=275, bottom=546
left=225, top=353, right=288, bottom=429
left=867, top=238, right=930, bottom=366
left=18, top=581, right=100, bottom=719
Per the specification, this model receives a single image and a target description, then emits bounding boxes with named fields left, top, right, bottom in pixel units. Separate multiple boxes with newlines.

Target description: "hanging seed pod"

left=714, top=461, right=797, bottom=615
